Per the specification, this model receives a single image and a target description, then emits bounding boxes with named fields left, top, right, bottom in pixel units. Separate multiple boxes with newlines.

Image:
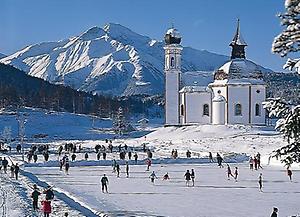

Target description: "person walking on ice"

left=125, top=161, right=129, bottom=178
left=226, top=164, right=234, bottom=180
left=270, top=207, right=278, bottom=217
left=31, top=184, right=41, bottom=211
left=287, top=167, right=292, bottom=181
left=163, top=172, right=170, bottom=180
left=149, top=171, right=157, bottom=184
left=191, top=169, right=195, bottom=186
left=234, top=167, right=238, bottom=182
left=116, top=163, right=120, bottom=178
left=101, top=174, right=109, bottom=193
left=14, top=163, right=20, bottom=180
left=146, top=158, right=152, bottom=171
left=184, top=170, right=191, bottom=187
left=41, top=199, right=51, bottom=217
left=258, top=173, right=263, bottom=192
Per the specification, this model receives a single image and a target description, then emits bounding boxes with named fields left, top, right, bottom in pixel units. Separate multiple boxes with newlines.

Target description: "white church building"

left=164, top=20, right=266, bottom=126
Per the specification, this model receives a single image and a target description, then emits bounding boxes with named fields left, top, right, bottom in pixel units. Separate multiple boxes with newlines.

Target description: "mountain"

left=0, top=53, right=6, bottom=59
left=0, top=23, right=271, bottom=96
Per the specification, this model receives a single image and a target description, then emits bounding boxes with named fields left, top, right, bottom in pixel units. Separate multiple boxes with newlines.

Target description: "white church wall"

left=165, top=72, right=180, bottom=125
left=228, top=85, right=250, bottom=124
left=251, top=85, right=266, bottom=125
left=184, top=92, right=211, bottom=124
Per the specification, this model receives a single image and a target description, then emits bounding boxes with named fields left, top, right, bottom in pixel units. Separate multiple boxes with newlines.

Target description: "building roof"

left=179, top=86, right=211, bottom=93
left=213, top=58, right=264, bottom=80
left=209, top=77, right=265, bottom=86
left=165, top=28, right=181, bottom=45
left=212, top=95, right=226, bottom=102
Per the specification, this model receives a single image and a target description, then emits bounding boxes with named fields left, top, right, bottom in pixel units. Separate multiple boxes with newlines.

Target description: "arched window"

left=171, top=57, right=175, bottom=67
left=203, top=104, right=209, bottom=116
left=234, top=103, right=242, bottom=116
left=255, top=103, right=261, bottom=116
left=180, top=104, right=184, bottom=116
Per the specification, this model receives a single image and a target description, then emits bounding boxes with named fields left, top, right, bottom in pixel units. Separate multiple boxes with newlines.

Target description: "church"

left=164, top=20, right=266, bottom=126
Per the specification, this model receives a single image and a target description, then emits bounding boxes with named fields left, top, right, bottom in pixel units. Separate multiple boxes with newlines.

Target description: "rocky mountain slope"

left=0, top=23, right=271, bottom=96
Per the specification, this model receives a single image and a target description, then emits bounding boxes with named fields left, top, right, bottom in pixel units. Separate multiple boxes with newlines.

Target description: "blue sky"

left=0, top=0, right=286, bottom=71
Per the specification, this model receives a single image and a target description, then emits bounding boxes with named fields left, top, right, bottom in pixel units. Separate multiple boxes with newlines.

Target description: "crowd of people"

left=1, top=139, right=295, bottom=217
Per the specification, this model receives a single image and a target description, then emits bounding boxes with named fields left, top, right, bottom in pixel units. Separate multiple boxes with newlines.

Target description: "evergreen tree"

left=265, top=0, right=300, bottom=165
left=272, top=0, right=300, bottom=74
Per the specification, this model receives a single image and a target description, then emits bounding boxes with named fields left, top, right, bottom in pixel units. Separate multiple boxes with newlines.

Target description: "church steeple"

left=230, top=19, right=247, bottom=59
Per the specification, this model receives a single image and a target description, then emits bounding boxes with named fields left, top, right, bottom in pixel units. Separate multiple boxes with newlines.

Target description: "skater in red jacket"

left=41, top=200, right=52, bottom=217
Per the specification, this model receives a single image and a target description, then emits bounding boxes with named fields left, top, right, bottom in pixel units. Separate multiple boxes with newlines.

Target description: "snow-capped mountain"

left=0, top=53, right=6, bottom=59
left=0, top=23, right=270, bottom=96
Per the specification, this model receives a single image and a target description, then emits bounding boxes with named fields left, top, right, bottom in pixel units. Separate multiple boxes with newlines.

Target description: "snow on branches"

left=272, top=0, right=300, bottom=74
left=264, top=98, right=300, bottom=165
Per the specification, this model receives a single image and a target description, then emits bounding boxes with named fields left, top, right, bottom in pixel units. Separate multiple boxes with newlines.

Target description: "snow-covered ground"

left=1, top=108, right=299, bottom=216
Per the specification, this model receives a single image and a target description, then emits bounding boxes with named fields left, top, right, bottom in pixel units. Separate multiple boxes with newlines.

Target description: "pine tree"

left=265, top=0, right=300, bottom=165
left=272, top=0, right=300, bottom=74
left=113, top=107, right=134, bottom=136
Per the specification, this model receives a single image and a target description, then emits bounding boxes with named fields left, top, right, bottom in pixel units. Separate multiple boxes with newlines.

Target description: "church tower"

left=230, top=19, right=247, bottom=59
left=164, top=27, right=182, bottom=126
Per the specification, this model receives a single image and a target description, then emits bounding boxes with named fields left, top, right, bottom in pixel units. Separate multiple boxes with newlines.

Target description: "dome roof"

left=214, top=58, right=263, bottom=80
left=212, top=95, right=226, bottom=102
left=165, top=28, right=181, bottom=45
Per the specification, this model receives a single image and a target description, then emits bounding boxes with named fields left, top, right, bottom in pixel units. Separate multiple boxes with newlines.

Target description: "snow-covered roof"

left=214, top=58, right=264, bottom=81
left=212, top=95, right=226, bottom=102
left=166, top=28, right=181, bottom=38
left=209, top=78, right=265, bottom=86
left=179, top=86, right=211, bottom=93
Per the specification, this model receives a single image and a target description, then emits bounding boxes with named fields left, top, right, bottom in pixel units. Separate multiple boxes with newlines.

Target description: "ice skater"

left=101, top=174, right=109, bottom=193
left=125, top=161, right=129, bottom=178
left=184, top=170, right=191, bottom=187
left=31, top=184, right=41, bottom=211
left=287, top=167, right=292, bottom=181
left=227, top=164, right=234, bottom=180
left=191, top=169, right=195, bottom=186
left=234, top=167, right=238, bottom=182
left=163, top=172, right=170, bottom=180
left=116, top=163, right=120, bottom=177
left=249, top=156, right=254, bottom=170
left=258, top=173, right=263, bottom=192
left=149, top=171, right=157, bottom=184
left=270, top=207, right=278, bottom=217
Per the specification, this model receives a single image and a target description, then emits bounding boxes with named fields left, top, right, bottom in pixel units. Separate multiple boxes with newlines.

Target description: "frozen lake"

left=24, top=163, right=300, bottom=217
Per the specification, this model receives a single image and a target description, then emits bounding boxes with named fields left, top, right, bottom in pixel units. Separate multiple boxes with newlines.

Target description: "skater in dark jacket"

left=14, top=163, right=20, bottom=180
left=31, top=184, right=41, bottom=211
left=43, top=186, right=54, bottom=200
left=191, top=169, right=195, bottom=186
left=125, top=162, right=129, bottom=178
left=184, top=170, right=191, bottom=187
left=270, top=207, right=278, bottom=217
left=287, top=167, right=293, bottom=181
left=116, top=164, right=120, bottom=177
left=101, top=174, right=109, bottom=193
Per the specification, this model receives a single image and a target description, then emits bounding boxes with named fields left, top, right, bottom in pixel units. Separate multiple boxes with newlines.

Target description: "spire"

left=230, top=19, right=247, bottom=59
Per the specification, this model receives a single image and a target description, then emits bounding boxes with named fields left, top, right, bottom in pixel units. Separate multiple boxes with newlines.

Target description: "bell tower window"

left=171, top=57, right=175, bottom=67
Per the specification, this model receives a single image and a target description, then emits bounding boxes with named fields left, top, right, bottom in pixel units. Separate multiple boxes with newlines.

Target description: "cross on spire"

left=230, top=19, right=247, bottom=59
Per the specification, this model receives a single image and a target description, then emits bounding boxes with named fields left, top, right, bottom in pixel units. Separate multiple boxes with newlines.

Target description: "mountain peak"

left=79, top=26, right=106, bottom=41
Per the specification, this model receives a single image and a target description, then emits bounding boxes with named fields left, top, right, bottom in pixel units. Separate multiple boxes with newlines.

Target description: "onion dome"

left=165, top=28, right=181, bottom=45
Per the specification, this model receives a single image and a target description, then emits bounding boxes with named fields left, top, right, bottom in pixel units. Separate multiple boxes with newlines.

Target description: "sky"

left=0, top=0, right=287, bottom=71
